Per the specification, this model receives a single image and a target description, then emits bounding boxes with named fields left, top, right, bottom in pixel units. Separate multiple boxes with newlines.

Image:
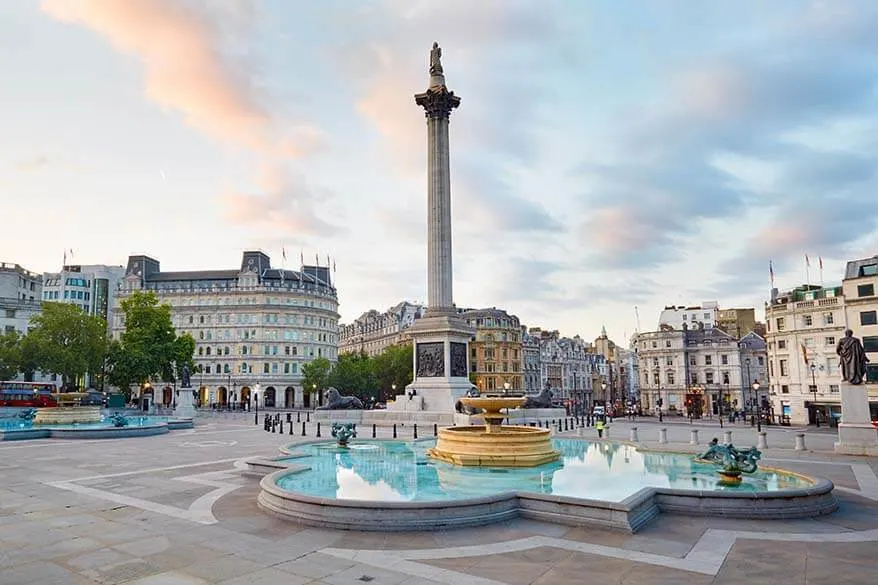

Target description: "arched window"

left=206, top=347, right=212, bottom=356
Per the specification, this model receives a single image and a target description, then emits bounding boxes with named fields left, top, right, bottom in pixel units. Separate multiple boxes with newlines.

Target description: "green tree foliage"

left=26, top=302, right=107, bottom=388
left=301, top=356, right=332, bottom=401
left=370, top=343, right=413, bottom=399
left=327, top=352, right=376, bottom=402
left=0, top=330, right=21, bottom=381
left=106, top=291, right=195, bottom=398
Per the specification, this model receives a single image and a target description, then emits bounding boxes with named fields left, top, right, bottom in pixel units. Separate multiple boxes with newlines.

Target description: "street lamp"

left=601, top=381, right=607, bottom=417
left=717, top=382, right=724, bottom=429
left=312, top=383, right=317, bottom=408
left=253, top=383, right=260, bottom=425
left=752, top=380, right=762, bottom=432
left=503, top=381, right=511, bottom=395
left=809, top=362, right=819, bottom=427
left=391, top=383, right=397, bottom=399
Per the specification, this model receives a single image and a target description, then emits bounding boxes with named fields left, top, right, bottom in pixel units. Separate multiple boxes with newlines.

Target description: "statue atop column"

left=429, top=41, right=443, bottom=76
left=836, top=329, right=869, bottom=385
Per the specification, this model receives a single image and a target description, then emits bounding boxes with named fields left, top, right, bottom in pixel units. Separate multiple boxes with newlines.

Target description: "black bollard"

left=271, top=420, right=276, bottom=433
left=433, top=423, right=438, bottom=437
left=279, top=420, right=284, bottom=434
left=413, top=424, right=418, bottom=439
left=564, top=419, right=568, bottom=431
left=558, top=420, right=563, bottom=432
left=372, top=424, right=376, bottom=438
left=316, top=422, right=321, bottom=437
left=289, top=420, right=294, bottom=435
left=286, top=413, right=291, bottom=423
left=301, top=421, right=306, bottom=436
left=393, top=424, right=397, bottom=438
left=297, top=411, right=301, bottom=423
left=306, top=412, right=311, bottom=423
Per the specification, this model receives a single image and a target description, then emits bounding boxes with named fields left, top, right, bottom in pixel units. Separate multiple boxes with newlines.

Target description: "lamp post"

left=143, top=381, right=151, bottom=412
left=503, top=381, right=511, bottom=395
left=717, top=382, right=724, bottom=429
left=391, top=383, right=397, bottom=400
left=253, top=383, right=259, bottom=425
left=312, top=383, right=317, bottom=408
left=601, top=381, right=607, bottom=419
left=809, top=361, right=819, bottom=427
left=745, top=358, right=753, bottom=425
left=752, top=380, right=762, bottom=432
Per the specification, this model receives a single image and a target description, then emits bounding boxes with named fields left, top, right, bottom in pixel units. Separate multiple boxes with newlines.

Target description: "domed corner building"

left=110, top=251, right=339, bottom=410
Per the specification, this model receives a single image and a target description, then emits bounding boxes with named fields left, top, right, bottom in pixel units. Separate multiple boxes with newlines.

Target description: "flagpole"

left=804, top=254, right=811, bottom=286
left=819, top=257, right=824, bottom=288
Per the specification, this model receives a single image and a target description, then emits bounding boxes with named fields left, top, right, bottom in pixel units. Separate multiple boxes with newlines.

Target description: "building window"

left=779, top=359, right=788, bottom=376
left=689, top=356, right=696, bottom=366
left=263, top=363, right=269, bottom=374
left=776, top=317, right=785, bottom=331
left=861, top=311, right=877, bottom=326
left=863, top=336, right=878, bottom=352
left=722, top=372, right=729, bottom=384
left=823, top=312, right=834, bottom=325
left=781, top=385, right=789, bottom=394
left=666, top=372, right=674, bottom=385
left=803, top=315, right=812, bottom=326
left=653, top=373, right=660, bottom=385
left=665, top=340, right=671, bottom=347
left=778, top=340, right=787, bottom=349
left=705, top=372, right=714, bottom=384
left=830, top=384, right=839, bottom=393
left=721, top=354, right=728, bottom=365
left=825, top=336, right=836, bottom=347
left=666, top=357, right=673, bottom=366
left=690, top=373, right=698, bottom=384
left=857, top=284, right=875, bottom=297
left=653, top=358, right=659, bottom=368
left=758, top=356, right=764, bottom=366
left=704, top=355, right=712, bottom=365
left=867, top=364, right=878, bottom=383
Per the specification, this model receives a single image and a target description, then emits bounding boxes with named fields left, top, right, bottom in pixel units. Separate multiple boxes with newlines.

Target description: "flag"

left=769, top=259, right=775, bottom=286
left=300, top=250, right=304, bottom=266
left=819, top=256, right=823, bottom=270
left=282, top=247, right=287, bottom=261
left=801, top=343, right=809, bottom=365
left=805, top=254, right=810, bottom=267
left=333, top=259, right=336, bottom=273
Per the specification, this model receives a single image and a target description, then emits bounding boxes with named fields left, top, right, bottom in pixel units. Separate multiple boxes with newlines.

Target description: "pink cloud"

left=41, top=0, right=313, bottom=158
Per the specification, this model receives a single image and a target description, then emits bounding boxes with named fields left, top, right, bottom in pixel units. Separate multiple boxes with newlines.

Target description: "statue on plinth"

left=180, top=365, right=191, bottom=388
left=522, top=387, right=554, bottom=409
left=316, top=387, right=364, bottom=410
left=836, top=329, right=869, bottom=385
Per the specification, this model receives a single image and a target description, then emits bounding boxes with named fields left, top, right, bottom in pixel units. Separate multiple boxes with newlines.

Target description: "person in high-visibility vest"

left=596, top=418, right=605, bottom=438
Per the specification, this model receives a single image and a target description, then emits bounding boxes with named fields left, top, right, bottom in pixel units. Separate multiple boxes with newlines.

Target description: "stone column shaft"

left=426, top=116, right=453, bottom=311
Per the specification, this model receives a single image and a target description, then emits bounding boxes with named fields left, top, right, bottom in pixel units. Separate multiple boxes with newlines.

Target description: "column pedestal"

left=388, top=313, right=474, bottom=413
left=834, top=381, right=878, bottom=455
left=174, top=388, right=196, bottom=419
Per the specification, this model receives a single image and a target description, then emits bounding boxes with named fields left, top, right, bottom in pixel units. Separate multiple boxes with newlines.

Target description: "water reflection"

left=274, top=439, right=812, bottom=503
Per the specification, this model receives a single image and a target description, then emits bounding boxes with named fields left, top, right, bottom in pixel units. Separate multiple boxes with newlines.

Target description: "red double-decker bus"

left=0, top=381, right=59, bottom=407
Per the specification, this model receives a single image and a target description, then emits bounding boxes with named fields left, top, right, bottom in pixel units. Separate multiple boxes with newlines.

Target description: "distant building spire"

left=600, top=324, right=607, bottom=338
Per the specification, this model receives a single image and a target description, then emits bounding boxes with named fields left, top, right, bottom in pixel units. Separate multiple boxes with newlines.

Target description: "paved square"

left=1, top=413, right=877, bottom=584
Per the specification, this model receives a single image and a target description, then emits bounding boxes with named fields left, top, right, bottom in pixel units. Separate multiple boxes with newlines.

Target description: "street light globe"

left=503, top=382, right=511, bottom=391
left=254, top=383, right=260, bottom=397
left=601, top=382, right=607, bottom=391
left=752, top=381, right=760, bottom=391
left=810, top=362, right=816, bottom=372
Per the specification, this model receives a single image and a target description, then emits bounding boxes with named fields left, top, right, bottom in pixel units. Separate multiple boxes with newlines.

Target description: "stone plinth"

left=834, top=381, right=878, bottom=455
left=34, top=406, right=101, bottom=425
left=174, top=387, right=196, bottom=419
left=404, top=313, right=475, bottom=413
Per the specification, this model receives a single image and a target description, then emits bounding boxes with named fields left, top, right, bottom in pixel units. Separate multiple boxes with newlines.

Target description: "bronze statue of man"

left=836, top=329, right=869, bottom=385
left=429, top=41, right=443, bottom=76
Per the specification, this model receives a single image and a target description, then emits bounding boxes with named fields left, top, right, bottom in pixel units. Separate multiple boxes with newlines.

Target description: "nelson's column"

left=397, top=42, right=475, bottom=413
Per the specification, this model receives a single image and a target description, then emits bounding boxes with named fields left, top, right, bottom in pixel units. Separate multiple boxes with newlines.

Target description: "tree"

left=301, top=356, right=332, bottom=402
left=0, top=330, right=21, bottom=381
left=27, top=302, right=107, bottom=389
left=106, top=291, right=194, bottom=399
left=371, top=344, right=413, bottom=400
left=327, top=352, right=376, bottom=402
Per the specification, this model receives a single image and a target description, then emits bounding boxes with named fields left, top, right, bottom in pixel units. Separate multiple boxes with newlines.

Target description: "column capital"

left=415, top=85, right=461, bottom=120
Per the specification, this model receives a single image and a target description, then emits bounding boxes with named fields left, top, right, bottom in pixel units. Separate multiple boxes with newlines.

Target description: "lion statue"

left=455, top=388, right=482, bottom=415
left=316, top=387, right=364, bottom=410
left=522, top=387, right=553, bottom=409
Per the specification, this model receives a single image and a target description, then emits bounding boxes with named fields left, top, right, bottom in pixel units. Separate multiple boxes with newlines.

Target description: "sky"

left=2, top=0, right=878, bottom=345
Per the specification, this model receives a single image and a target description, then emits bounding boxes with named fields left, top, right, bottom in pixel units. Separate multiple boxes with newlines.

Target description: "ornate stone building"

left=521, top=326, right=541, bottom=394
left=111, top=251, right=339, bottom=409
left=0, top=262, right=52, bottom=385
left=338, top=301, right=426, bottom=356
left=532, top=328, right=605, bottom=409
left=461, top=308, right=523, bottom=391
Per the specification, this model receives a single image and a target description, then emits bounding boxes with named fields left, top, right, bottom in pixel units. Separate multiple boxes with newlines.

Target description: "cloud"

left=575, top=3, right=878, bottom=280
left=223, top=164, right=345, bottom=236
left=15, top=154, right=52, bottom=171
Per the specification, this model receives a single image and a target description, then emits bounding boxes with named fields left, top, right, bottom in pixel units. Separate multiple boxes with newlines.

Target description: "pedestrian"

left=596, top=418, right=605, bottom=439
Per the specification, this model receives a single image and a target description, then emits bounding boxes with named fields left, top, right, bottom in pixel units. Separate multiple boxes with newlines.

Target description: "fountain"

left=331, top=422, right=357, bottom=447
left=427, top=395, right=560, bottom=467
left=696, top=440, right=762, bottom=485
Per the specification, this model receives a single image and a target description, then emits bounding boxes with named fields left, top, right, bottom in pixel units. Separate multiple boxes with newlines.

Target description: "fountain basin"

left=253, top=439, right=837, bottom=532
left=428, top=425, right=560, bottom=467
left=0, top=415, right=194, bottom=440
left=34, top=406, right=101, bottom=425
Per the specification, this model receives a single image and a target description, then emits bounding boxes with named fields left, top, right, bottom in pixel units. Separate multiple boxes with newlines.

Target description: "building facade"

left=111, top=251, right=339, bottom=409
left=41, top=264, right=125, bottom=324
left=635, top=325, right=765, bottom=418
left=533, top=328, right=605, bottom=410
left=462, top=308, right=523, bottom=391
left=717, top=308, right=757, bottom=339
left=0, top=262, right=42, bottom=336
left=765, top=284, right=846, bottom=425
left=658, top=301, right=719, bottom=331
left=842, top=256, right=878, bottom=386
left=521, top=326, right=541, bottom=394
left=338, top=301, right=425, bottom=356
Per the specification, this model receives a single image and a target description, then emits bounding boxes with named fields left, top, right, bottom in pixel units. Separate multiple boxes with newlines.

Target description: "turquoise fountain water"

left=274, top=439, right=813, bottom=503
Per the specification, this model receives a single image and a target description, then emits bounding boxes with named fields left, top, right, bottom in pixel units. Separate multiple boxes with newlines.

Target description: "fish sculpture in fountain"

left=108, top=414, right=129, bottom=428
left=698, top=439, right=761, bottom=474
left=331, top=422, right=357, bottom=447
left=18, top=408, right=37, bottom=422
